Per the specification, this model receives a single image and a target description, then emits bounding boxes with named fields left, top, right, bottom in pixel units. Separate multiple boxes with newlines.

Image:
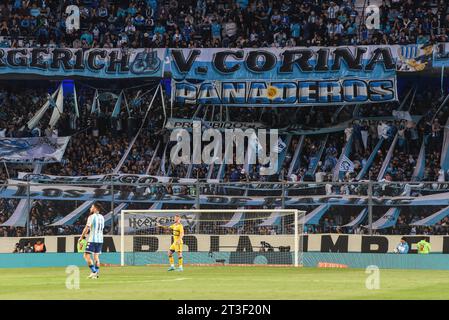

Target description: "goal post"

left=120, top=209, right=306, bottom=267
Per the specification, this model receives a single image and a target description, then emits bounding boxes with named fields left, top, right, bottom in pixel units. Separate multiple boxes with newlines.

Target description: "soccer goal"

left=120, top=208, right=306, bottom=267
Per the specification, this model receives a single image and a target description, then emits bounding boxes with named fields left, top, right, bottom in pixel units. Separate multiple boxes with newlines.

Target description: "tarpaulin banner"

left=0, top=136, right=70, bottom=163
left=170, top=46, right=399, bottom=106
left=5, top=179, right=449, bottom=207
left=2, top=44, right=449, bottom=80
left=0, top=48, right=165, bottom=79
left=16, top=172, right=219, bottom=184
left=169, top=46, right=397, bottom=80
left=165, top=118, right=267, bottom=131
left=165, top=116, right=421, bottom=135
left=173, top=78, right=398, bottom=106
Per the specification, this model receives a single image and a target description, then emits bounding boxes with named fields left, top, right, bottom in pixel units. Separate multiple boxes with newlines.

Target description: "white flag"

left=273, top=137, right=287, bottom=153
left=392, top=110, right=413, bottom=122
left=339, top=155, right=354, bottom=172
left=249, top=132, right=264, bottom=154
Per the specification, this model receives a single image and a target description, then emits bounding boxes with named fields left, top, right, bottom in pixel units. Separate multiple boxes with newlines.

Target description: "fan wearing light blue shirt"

left=395, top=237, right=409, bottom=254
left=79, top=202, right=105, bottom=279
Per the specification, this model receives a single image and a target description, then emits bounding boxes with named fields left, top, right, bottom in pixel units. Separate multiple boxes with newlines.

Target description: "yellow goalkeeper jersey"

left=170, top=223, right=184, bottom=243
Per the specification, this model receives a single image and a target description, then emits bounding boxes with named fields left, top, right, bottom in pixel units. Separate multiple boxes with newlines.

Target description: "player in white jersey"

left=79, top=202, right=105, bottom=279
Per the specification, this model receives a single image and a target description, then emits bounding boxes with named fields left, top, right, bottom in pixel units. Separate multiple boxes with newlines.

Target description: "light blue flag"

left=343, top=208, right=367, bottom=227
left=73, top=85, right=79, bottom=118
left=112, top=91, right=123, bottom=118
left=410, top=206, right=449, bottom=226
left=91, top=89, right=100, bottom=114
left=221, top=207, right=245, bottom=228
left=259, top=207, right=282, bottom=227
left=300, top=204, right=330, bottom=225
left=440, top=117, right=449, bottom=172
left=356, top=137, right=384, bottom=180
left=104, top=203, right=128, bottom=226
left=411, top=142, right=425, bottom=181
left=370, top=207, right=400, bottom=229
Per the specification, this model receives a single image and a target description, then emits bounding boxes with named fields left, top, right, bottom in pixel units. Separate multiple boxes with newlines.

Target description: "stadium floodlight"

left=120, top=209, right=306, bottom=268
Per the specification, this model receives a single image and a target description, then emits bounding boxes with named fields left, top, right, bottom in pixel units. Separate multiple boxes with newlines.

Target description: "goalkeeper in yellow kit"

left=167, top=214, right=184, bottom=271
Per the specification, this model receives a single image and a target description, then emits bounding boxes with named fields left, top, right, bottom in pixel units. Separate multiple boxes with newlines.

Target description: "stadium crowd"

left=0, top=0, right=447, bottom=48
left=1, top=0, right=449, bottom=237
left=0, top=82, right=448, bottom=236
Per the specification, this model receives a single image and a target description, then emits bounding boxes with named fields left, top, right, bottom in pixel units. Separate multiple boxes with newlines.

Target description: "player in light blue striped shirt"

left=79, top=202, right=105, bottom=279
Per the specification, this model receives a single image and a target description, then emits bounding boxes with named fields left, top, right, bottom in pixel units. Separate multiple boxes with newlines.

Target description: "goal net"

left=120, top=208, right=306, bottom=267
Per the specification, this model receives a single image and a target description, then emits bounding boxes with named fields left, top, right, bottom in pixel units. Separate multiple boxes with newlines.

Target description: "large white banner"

left=16, top=172, right=218, bottom=184
left=5, top=178, right=449, bottom=208
left=0, top=136, right=70, bottom=163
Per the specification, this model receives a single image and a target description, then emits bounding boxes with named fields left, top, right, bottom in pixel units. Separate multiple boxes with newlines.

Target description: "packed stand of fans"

left=1, top=80, right=449, bottom=236
left=0, top=0, right=448, bottom=48
left=1, top=0, right=449, bottom=236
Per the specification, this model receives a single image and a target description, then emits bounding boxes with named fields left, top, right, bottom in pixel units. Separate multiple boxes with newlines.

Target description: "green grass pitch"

left=1, top=266, right=449, bottom=299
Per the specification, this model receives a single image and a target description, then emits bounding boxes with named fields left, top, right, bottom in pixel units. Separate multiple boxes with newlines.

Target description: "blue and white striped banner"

left=343, top=208, right=368, bottom=228
left=370, top=208, right=401, bottom=230
left=410, top=206, right=449, bottom=226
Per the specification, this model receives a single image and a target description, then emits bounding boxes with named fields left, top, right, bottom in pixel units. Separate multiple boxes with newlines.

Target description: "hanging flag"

left=91, top=89, right=100, bottom=114
left=111, top=91, right=123, bottom=118
left=377, top=133, right=398, bottom=181
left=221, top=207, right=245, bottom=228
left=339, top=155, right=354, bottom=172
left=299, top=204, right=330, bottom=225
left=259, top=207, right=282, bottom=227
left=48, top=84, right=64, bottom=128
left=248, top=131, right=264, bottom=154
left=73, top=85, right=79, bottom=118
left=122, top=90, right=131, bottom=116
left=160, top=143, right=168, bottom=175
left=104, top=203, right=128, bottom=226
left=333, top=134, right=353, bottom=181
left=410, top=206, right=449, bottom=226
left=392, top=110, right=413, bottom=121
left=273, top=137, right=287, bottom=153
left=369, top=207, right=400, bottom=229
left=27, top=85, right=60, bottom=129
left=411, top=142, right=425, bottom=181
left=342, top=208, right=367, bottom=227
left=440, top=117, right=449, bottom=172
left=132, top=90, right=142, bottom=108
